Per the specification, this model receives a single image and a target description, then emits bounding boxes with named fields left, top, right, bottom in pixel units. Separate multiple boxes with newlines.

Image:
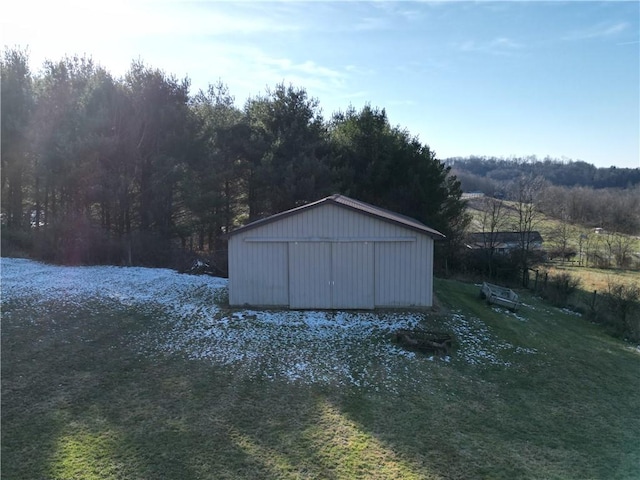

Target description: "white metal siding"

left=228, top=237, right=288, bottom=306
left=374, top=236, right=433, bottom=307
left=289, top=242, right=332, bottom=309
left=332, top=242, right=374, bottom=309
left=287, top=241, right=375, bottom=309
left=228, top=203, right=435, bottom=309
left=241, top=204, right=406, bottom=239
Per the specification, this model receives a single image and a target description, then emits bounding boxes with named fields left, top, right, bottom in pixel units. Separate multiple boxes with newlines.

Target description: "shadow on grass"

left=2, top=290, right=640, bottom=479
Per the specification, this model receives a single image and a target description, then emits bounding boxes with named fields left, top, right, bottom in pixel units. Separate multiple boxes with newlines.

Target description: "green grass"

left=3, top=280, right=640, bottom=479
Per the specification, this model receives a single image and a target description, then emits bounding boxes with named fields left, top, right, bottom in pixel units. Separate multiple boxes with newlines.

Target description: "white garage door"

left=288, top=242, right=374, bottom=309
left=332, top=242, right=374, bottom=309
left=289, top=242, right=332, bottom=309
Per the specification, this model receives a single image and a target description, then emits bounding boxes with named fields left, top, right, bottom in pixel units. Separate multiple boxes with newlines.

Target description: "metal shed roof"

left=228, top=194, right=446, bottom=239
left=467, top=231, right=543, bottom=245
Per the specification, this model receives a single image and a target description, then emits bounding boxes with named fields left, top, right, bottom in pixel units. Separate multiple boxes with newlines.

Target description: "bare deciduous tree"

left=479, top=196, right=508, bottom=277
left=510, top=174, right=546, bottom=286
left=612, top=232, right=634, bottom=268
left=548, top=209, right=574, bottom=262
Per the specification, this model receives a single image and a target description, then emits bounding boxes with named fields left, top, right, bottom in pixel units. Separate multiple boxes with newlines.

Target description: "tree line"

left=446, top=155, right=640, bottom=190
left=451, top=157, right=640, bottom=236
left=538, top=185, right=640, bottom=236
left=1, top=48, right=467, bottom=269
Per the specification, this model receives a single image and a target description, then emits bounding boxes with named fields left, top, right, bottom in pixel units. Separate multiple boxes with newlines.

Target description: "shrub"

left=1, top=226, right=33, bottom=256
left=541, top=272, right=580, bottom=307
left=602, top=282, right=640, bottom=341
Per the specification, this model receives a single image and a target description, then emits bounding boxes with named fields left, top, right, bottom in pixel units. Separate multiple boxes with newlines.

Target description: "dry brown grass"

left=544, top=264, right=640, bottom=292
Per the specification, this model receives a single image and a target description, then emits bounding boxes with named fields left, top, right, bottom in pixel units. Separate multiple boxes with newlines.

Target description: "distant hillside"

left=445, top=156, right=640, bottom=191
left=465, top=197, right=640, bottom=270
left=447, top=156, right=640, bottom=235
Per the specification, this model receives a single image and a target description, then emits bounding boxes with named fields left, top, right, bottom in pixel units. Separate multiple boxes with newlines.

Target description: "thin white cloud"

left=257, top=56, right=345, bottom=86
left=370, top=1, right=426, bottom=22
left=175, top=41, right=351, bottom=104
left=456, top=37, right=523, bottom=55
left=562, top=22, right=629, bottom=41
left=344, top=64, right=375, bottom=76
left=152, top=3, right=303, bottom=37
left=354, top=16, right=390, bottom=32
left=489, top=37, right=522, bottom=49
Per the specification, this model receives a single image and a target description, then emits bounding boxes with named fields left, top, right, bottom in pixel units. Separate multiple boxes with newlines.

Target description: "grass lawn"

left=2, top=259, right=639, bottom=479
left=543, top=264, right=640, bottom=292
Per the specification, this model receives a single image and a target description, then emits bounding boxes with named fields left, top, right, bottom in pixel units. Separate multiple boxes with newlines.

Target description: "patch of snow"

left=154, top=307, right=428, bottom=389
left=2, top=258, right=538, bottom=389
left=1, top=257, right=226, bottom=321
left=514, top=346, right=538, bottom=354
left=443, top=311, right=537, bottom=367
left=492, top=306, right=527, bottom=322
left=560, top=308, right=582, bottom=317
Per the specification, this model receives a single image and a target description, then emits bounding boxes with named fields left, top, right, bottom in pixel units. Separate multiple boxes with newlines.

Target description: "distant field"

left=545, top=264, right=640, bottom=292
left=467, top=198, right=583, bottom=242
left=466, top=197, right=640, bottom=275
left=2, top=258, right=639, bottom=479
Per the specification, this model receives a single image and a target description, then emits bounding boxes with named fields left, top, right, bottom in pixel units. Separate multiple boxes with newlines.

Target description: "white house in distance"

left=227, top=194, right=445, bottom=310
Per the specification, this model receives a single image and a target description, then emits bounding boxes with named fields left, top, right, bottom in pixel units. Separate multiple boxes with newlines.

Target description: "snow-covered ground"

left=2, top=258, right=534, bottom=388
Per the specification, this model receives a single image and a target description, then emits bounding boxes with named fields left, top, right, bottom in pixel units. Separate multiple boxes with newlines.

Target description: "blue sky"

left=3, top=1, right=639, bottom=168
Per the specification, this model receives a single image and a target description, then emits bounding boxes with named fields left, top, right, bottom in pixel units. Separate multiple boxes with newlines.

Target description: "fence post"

left=591, top=290, right=597, bottom=310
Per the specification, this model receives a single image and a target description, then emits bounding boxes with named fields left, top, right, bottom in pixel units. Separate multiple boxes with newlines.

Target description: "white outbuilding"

left=227, top=194, right=445, bottom=309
